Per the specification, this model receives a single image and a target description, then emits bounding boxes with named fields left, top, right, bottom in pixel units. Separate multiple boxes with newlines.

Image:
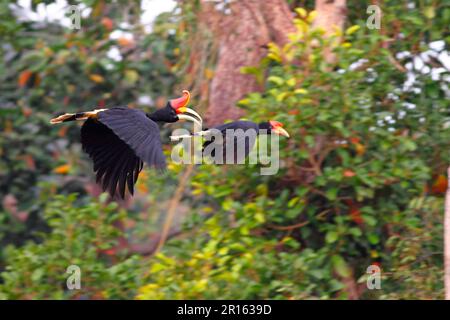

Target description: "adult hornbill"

left=171, top=120, right=290, bottom=163
left=50, top=90, right=202, bottom=199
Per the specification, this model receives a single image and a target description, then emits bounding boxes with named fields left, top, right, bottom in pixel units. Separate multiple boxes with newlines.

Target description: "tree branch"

left=155, top=164, right=195, bottom=253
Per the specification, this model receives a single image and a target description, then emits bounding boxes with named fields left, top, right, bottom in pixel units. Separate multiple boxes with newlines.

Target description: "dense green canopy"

left=0, top=0, right=449, bottom=299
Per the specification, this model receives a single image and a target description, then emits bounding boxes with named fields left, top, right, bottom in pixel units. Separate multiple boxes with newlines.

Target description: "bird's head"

left=168, top=90, right=202, bottom=127
left=269, top=120, right=290, bottom=137
left=150, top=90, right=202, bottom=126
left=259, top=120, right=290, bottom=137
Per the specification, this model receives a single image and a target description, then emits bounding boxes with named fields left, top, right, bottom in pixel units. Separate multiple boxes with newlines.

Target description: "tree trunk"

left=201, top=0, right=295, bottom=126
left=313, top=0, right=347, bottom=36
left=313, top=0, right=347, bottom=63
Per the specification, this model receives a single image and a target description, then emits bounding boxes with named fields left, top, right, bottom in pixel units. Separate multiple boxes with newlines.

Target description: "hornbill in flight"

left=171, top=120, right=290, bottom=163
left=50, top=90, right=202, bottom=199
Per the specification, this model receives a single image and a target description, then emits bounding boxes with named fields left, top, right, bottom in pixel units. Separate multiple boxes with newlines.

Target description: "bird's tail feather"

left=50, top=109, right=107, bottom=124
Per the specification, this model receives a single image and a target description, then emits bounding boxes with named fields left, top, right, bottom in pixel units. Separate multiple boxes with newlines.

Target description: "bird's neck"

left=147, top=113, right=160, bottom=122
left=147, top=106, right=169, bottom=122
left=258, top=122, right=271, bottom=132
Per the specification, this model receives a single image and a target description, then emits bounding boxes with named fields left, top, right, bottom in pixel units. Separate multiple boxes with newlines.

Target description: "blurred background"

left=0, top=0, right=449, bottom=299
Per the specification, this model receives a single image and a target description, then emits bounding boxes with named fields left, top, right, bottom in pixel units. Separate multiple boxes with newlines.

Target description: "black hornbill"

left=50, top=90, right=202, bottom=199
left=171, top=120, right=290, bottom=163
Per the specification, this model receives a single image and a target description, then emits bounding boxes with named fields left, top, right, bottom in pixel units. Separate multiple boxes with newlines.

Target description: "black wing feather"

left=98, top=107, right=166, bottom=169
left=118, top=155, right=136, bottom=199
left=80, top=107, right=162, bottom=199
left=81, top=119, right=139, bottom=198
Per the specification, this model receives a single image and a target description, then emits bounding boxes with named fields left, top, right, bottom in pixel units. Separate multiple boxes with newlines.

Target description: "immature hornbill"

left=171, top=120, right=289, bottom=163
left=50, top=90, right=202, bottom=199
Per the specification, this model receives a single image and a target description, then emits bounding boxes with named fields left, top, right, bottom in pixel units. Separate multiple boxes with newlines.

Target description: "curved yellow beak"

left=273, top=127, right=290, bottom=138
left=170, top=90, right=203, bottom=128
left=177, top=107, right=203, bottom=123
left=177, top=113, right=202, bottom=128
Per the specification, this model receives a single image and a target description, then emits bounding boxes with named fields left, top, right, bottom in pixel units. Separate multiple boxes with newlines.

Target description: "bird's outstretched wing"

left=81, top=118, right=143, bottom=198
left=81, top=107, right=166, bottom=198
left=98, top=107, right=166, bottom=169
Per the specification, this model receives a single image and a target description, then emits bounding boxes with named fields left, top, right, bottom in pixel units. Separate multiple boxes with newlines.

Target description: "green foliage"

left=380, top=195, right=445, bottom=299
left=0, top=0, right=179, bottom=207
left=0, top=194, right=143, bottom=299
left=0, top=0, right=181, bottom=275
left=138, top=4, right=449, bottom=299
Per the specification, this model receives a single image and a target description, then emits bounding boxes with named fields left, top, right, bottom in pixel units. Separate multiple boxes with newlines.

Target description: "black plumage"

left=196, top=120, right=289, bottom=164
left=202, top=121, right=271, bottom=164
left=81, top=107, right=166, bottom=199
left=51, top=90, right=201, bottom=199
